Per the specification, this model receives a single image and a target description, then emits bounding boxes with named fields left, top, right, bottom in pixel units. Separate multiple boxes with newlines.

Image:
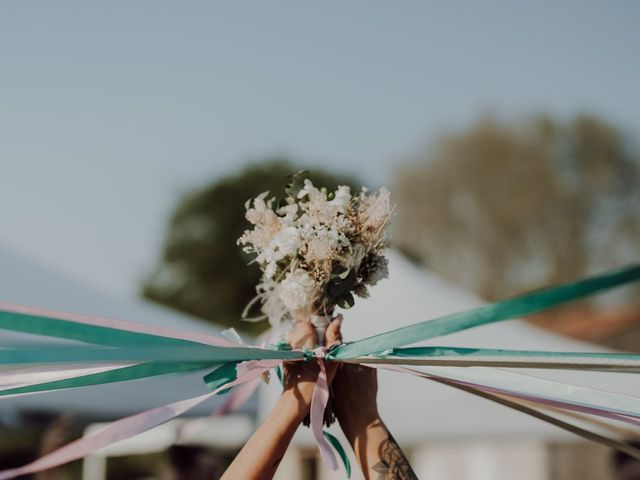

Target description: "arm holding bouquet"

left=333, top=364, right=418, bottom=480
left=228, top=176, right=415, bottom=479
left=222, top=318, right=416, bottom=480
left=221, top=320, right=342, bottom=480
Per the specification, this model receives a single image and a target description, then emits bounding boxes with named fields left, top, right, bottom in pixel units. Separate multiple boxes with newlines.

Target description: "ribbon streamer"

left=349, top=346, right=640, bottom=371
left=373, top=364, right=640, bottom=428
left=0, top=344, right=299, bottom=365
left=0, top=365, right=273, bottom=479
left=374, top=364, right=640, bottom=460
left=332, top=263, right=640, bottom=358
left=0, top=301, right=237, bottom=348
left=0, top=361, right=213, bottom=398
left=310, top=350, right=339, bottom=471
left=0, top=263, right=639, bottom=478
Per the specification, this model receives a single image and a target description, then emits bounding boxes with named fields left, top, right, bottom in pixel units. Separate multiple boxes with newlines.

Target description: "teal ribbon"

left=2, top=263, right=638, bottom=375
left=379, top=346, right=640, bottom=361
left=204, top=362, right=241, bottom=394
left=411, top=365, right=640, bottom=419
left=0, top=344, right=302, bottom=365
left=331, top=263, right=640, bottom=359
left=0, top=310, right=202, bottom=348
left=323, top=431, right=351, bottom=478
left=0, top=361, right=213, bottom=397
left=352, top=346, right=640, bottom=372
left=0, top=263, right=636, bottom=400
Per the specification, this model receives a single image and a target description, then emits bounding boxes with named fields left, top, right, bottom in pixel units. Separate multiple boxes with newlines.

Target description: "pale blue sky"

left=1, top=1, right=639, bottom=299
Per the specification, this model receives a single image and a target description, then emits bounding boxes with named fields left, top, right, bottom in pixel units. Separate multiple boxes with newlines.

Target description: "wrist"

left=280, top=384, right=315, bottom=421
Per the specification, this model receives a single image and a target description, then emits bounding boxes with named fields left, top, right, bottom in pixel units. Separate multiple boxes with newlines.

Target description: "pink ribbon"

left=0, top=301, right=238, bottom=348
left=213, top=377, right=262, bottom=416
left=0, top=363, right=134, bottom=395
left=310, top=346, right=339, bottom=471
left=212, top=351, right=340, bottom=471
left=175, top=377, right=262, bottom=441
left=172, top=352, right=344, bottom=472
left=0, top=337, right=341, bottom=479
left=372, top=364, right=640, bottom=428
left=0, top=366, right=272, bottom=480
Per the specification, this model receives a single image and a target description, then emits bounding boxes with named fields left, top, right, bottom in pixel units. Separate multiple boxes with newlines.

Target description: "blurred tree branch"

left=393, top=115, right=640, bottom=303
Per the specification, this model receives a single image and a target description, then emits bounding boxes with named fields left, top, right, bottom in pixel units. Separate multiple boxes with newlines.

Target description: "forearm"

left=340, top=414, right=418, bottom=480
left=221, top=388, right=311, bottom=480
left=222, top=321, right=341, bottom=480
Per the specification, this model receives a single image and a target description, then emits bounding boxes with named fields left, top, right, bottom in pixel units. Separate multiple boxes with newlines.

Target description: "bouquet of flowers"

left=237, top=173, right=392, bottom=341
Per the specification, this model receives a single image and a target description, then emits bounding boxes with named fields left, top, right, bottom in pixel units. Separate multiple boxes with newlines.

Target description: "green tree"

left=393, top=115, right=640, bottom=302
left=142, top=158, right=358, bottom=333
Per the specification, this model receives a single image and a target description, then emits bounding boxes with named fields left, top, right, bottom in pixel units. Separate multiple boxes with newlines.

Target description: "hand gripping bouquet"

left=237, top=173, right=392, bottom=343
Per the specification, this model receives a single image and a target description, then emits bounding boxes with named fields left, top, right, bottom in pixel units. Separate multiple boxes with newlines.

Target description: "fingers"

left=285, top=321, right=317, bottom=350
left=302, top=329, right=317, bottom=350
left=324, top=314, right=343, bottom=346
left=286, top=314, right=343, bottom=350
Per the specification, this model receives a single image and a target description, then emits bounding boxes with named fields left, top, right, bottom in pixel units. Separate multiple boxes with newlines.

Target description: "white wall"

left=411, top=440, right=548, bottom=480
left=277, top=440, right=549, bottom=480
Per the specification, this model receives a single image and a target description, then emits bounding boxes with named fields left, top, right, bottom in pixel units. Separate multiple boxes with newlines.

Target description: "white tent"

left=335, top=250, right=639, bottom=441
left=0, top=245, right=256, bottom=419
left=260, top=250, right=638, bottom=480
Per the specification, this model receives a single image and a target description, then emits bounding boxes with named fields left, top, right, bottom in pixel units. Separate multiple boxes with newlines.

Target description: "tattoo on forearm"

left=372, top=433, right=418, bottom=479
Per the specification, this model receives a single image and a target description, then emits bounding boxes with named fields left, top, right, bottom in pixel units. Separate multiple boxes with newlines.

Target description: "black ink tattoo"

left=372, top=433, right=418, bottom=479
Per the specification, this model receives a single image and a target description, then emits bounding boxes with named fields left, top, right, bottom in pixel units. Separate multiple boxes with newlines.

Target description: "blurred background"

left=1, top=1, right=639, bottom=479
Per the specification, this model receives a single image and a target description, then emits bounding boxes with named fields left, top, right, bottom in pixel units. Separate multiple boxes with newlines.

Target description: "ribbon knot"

left=313, top=345, right=328, bottom=359
left=231, top=345, right=339, bottom=472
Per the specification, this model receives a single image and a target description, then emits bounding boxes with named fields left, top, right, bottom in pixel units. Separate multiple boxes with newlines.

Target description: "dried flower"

left=279, top=269, right=317, bottom=313
left=238, top=176, right=392, bottom=330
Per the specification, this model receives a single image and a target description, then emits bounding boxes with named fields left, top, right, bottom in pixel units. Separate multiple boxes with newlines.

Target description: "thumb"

left=324, top=314, right=343, bottom=346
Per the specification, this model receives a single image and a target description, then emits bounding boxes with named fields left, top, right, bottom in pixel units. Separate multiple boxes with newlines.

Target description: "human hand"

left=220, top=319, right=342, bottom=480
left=282, top=318, right=342, bottom=414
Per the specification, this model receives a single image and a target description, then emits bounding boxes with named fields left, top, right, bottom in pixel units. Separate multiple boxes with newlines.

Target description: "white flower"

left=245, top=192, right=274, bottom=225
left=264, top=261, right=278, bottom=280
left=330, top=185, right=351, bottom=210
left=297, top=179, right=320, bottom=200
left=304, top=229, right=337, bottom=262
left=271, top=226, right=300, bottom=258
left=257, top=226, right=300, bottom=278
left=238, top=192, right=284, bottom=253
left=279, top=269, right=317, bottom=312
left=276, top=203, right=299, bottom=226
